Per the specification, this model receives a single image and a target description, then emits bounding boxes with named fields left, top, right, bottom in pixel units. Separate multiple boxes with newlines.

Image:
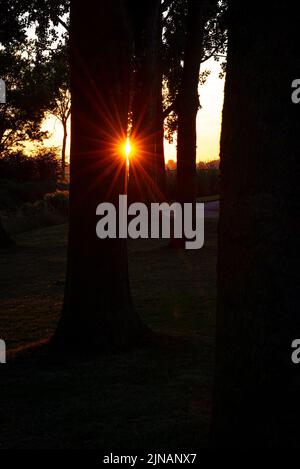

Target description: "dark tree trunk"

left=176, top=0, right=209, bottom=205
left=53, top=0, right=147, bottom=352
left=154, top=9, right=167, bottom=199
left=212, top=1, right=300, bottom=448
left=171, top=0, right=216, bottom=248
left=61, top=120, right=67, bottom=179
left=129, top=0, right=166, bottom=203
left=0, top=218, right=15, bottom=250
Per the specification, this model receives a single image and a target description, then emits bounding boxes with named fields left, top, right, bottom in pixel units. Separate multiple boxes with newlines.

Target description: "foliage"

left=0, top=0, right=69, bottom=47
left=0, top=44, right=51, bottom=152
left=0, top=178, right=56, bottom=210
left=0, top=0, right=70, bottom=154
left=46, top=42, right=71, bottom=175
left=162, top=0, right=228, bottom=142
left=0, top=148, right=59, bottom=184
left=1, top=190, right=68, bottom=233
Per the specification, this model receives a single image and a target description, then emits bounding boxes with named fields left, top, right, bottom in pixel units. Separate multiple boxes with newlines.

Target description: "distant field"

left=0, top=218, right=217, bottom=449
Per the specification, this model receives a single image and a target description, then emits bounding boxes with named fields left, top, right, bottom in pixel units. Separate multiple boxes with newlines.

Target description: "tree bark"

left=170, top=0, right=216, bottom=248
left=177, top=0, right=204, bottom=206
left=212, top=0, right=300, bottom=448
left=53, top=0, right=147, bottom=352
left=0, top=218, right=15, bottom=250
left=61, top=119, right=67, bottom=179
left=153, top=7, right=167, bottom=200
left=176, top=0, right=217, bottom=205
left=128, top=0, right=166, bottom=203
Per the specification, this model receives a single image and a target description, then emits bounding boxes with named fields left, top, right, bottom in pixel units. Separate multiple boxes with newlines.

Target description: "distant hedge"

left=166, top=160, right=220, bottom=199
left=2, top=190, right=69, bottom=234
left=0, top=148, right=59, bottom=183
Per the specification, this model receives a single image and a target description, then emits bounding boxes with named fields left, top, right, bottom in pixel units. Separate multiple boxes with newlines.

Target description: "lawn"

left=0, top=218, right=217, bottom=449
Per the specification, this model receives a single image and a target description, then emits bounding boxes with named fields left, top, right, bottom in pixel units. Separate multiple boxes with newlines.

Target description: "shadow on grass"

left=0, top=218, right=217, bottom=449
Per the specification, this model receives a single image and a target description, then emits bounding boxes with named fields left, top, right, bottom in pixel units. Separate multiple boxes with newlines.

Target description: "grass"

left=0, top=218, right=217, bottom=449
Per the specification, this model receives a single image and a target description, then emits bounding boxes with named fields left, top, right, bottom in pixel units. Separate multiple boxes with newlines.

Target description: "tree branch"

left=163, top=100, right=177, bottom=119
left=201, top=46, right=219, bottom=63
left=57, top=17, right=69, bottom=32
left=161, top=0, right=174, bottom=14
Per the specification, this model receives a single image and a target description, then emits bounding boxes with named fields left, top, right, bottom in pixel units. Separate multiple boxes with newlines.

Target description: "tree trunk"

left=212, top=0, right=300, bottom=448
left=176, top=0, right=207, bottom=205
left=129, top=0, right=166, bottom=203
left=0, top=218, right=15, bottom=250
left=154, top=10, right=167, bottom=199
left=53, top=0, right=147, bottom=352
left=172, top=0, right=216, bottom=248
left=61, top=120, right=67, bottom=179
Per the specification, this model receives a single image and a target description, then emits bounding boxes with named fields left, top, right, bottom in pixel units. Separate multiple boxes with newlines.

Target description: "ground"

left=0, top=205, right=218, bottom=449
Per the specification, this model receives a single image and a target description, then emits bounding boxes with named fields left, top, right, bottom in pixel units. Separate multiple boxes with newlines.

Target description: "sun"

left=121, top=137, right=135, bottom=166
left=118, top=136, right=136, bottom=165
left=124, top=137, right=132, bottom=158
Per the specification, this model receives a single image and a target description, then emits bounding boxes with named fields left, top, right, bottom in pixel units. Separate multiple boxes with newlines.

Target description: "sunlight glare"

left=124, top=138, right=132, bottom=159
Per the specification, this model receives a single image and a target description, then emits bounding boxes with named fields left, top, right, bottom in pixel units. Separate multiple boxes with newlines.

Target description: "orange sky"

left=33, top=57, right=224, bottom=164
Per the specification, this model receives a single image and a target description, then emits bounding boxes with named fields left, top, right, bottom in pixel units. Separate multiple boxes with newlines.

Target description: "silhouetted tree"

left=0, top=47, right=51, bottom=154
left=50, top=87, right=70, bottom=179
left=0, top=219, right=15, bottom=249
left=0, top=0, right=68, bottom=248
left=53, top=0, right=147, bottom=352
left=0, top=1, right=70, bottom=156
left=128, top=0, right=166, bottom=203
left=48, top=44, right=71, bottom=179
left=176, top=0, right=218, bottom=206
left=162, top=0, right=226, bottom=141
left=212, top=0, right=300, bottom=448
